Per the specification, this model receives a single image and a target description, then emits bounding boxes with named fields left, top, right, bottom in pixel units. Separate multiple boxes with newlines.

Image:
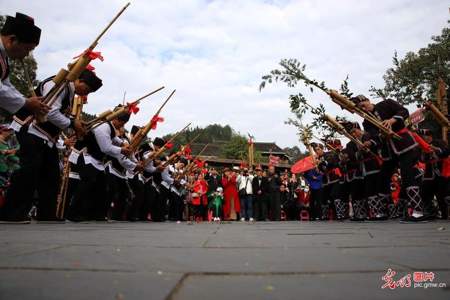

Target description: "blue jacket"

left=304, top=169, right=323, bottom=190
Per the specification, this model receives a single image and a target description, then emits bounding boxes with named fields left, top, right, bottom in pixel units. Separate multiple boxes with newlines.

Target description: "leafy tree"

left=222, top=135, right=248, bottom=159
left=260, top=59, right=350, bottom=145
left=370, top=20, right=450, bottom=106
left=283, top=145, right=307, bottom=162
left=163, top=123, right=234, bottom=147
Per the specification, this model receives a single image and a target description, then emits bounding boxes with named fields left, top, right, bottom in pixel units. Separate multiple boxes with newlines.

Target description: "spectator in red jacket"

left=222, top=168, right=240, bottom=220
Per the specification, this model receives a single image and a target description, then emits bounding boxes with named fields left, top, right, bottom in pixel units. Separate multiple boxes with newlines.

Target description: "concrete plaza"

left=0, top=220, right=449, bottom=299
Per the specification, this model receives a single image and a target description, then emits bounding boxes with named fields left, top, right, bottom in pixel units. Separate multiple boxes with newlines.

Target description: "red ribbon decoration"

left=73, top=49, right=104, bottom=62
left=183, top=145, right=192, bottom=156
left=195, top=159, right=204, bottom=168
left=127, top=102, right=140, bottom=114
left=85, top=64, right=95, bottom=71
left=80, top=95, right=88, bottom=103
left=397, top=128, right=432, bottom=153
left=165, top=142, right=173, bottom=150
left=150, top=115, right=164, bottom=130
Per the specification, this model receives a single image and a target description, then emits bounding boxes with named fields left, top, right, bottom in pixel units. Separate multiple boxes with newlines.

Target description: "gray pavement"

left=1, top=220, right=450, bottom=299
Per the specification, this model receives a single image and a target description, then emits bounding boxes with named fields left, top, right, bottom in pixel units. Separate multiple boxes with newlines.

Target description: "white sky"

left=2, top=0, right=449, bottom=148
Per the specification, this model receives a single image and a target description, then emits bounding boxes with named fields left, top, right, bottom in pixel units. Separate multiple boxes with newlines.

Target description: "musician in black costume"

left=419, top=129, right=450, bottom=219
left=67, top=110, right=137, bottom=221
left=343, top=121, right=386, bottom=220
left=352, top=95, right=425, bottom=221
left=341, top=122, right=366, bottom=221
left=0, top=70, right=102, bottom=222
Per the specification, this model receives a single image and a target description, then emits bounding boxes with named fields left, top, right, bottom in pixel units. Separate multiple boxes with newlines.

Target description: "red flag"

left=409, top=108, right=425, bottom=125
left=150, top=115, right=164, bottom=130
left=291, top=155, right=315, bottom=174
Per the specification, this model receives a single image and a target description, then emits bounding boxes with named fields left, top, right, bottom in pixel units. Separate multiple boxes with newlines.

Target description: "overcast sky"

left=2, top=0, right=449, bottom=148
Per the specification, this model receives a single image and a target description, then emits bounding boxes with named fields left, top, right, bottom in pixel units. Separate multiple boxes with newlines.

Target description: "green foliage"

left=163, top=123, right=234, bottom=148
left=261, top=59, right=349, bottom=144
left=222, top=135, right=248, bottom=159
left=339, top=75, right=353, bottom=98
left=259, top=59, right=327, bottom=92
left=370, top=21, right=450, bottom=105
left=283, top=145, right=308, bottom=162
left=260, top=59, right=330, bottom=130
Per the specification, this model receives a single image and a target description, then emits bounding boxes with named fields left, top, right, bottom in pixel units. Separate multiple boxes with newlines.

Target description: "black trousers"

left=364, top=173, right=382, bottom=198
left=106, top=172, right=130, bottom=221
left=142, top=180, right=156, bottom=221
left=398, top=149, right=421, bottom=190
left=253, top=193, right=268, bottom=221
left=151, top=184, right=168, bottom=222
left=128, top=176, right=146, bottom=221
left=69, top=156, right=106, bottom=221
left=309, top=188, right=323, bottom=220
left=349, top=179, right=365, bottom=200
left=268, top=191, right=281, bottom=221
left=422, top=176, right=449, bottom=218
left=168, top=190, right=184, bottom=221
left=326, top=182, right=342, bottom=218
left=1, top=133, right=60, bottom=221
left=349, top=178, right=366, bottom=219
left=64, top=173, right=80, bottom=219
left=398, top=148, right=423, bottom=213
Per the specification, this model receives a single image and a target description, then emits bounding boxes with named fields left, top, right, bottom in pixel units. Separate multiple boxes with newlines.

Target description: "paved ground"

left=1, top=220, right=450, bottom=300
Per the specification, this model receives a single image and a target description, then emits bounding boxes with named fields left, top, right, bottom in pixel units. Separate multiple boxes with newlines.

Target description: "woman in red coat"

left=192, top=173, right=208, bottom=221
left=222, top=168, right=240, bottom=220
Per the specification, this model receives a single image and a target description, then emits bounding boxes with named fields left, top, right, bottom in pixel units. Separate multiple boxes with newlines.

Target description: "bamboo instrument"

left=424, top=101, right=450, bottom=128
left=159, top=133, right=202, bottom=169
left=327, top=90, right=401, bottom=140
left=56, top=156, right=71, bottom=219
left=85, top=86, right=165, bottom=131
left=55, top=96, right=86, bottom=219
left=36, top=3, right=131, bottom=123
left=323, top=114, right=380, bottom=159
left=71, top=96, right=85, bottom=120
left=438, top=79, right=448, bottom=143
left=128, top=89, right=175, bottom=154
left=141, top=122, right=191, bottom=168
left=176, top=143, right=210, bottom=179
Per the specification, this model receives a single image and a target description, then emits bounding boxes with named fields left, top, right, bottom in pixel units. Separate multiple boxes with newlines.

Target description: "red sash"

left=442, top=157, right=450, bottom=178
left=397, top=128, right=432, bottom=153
